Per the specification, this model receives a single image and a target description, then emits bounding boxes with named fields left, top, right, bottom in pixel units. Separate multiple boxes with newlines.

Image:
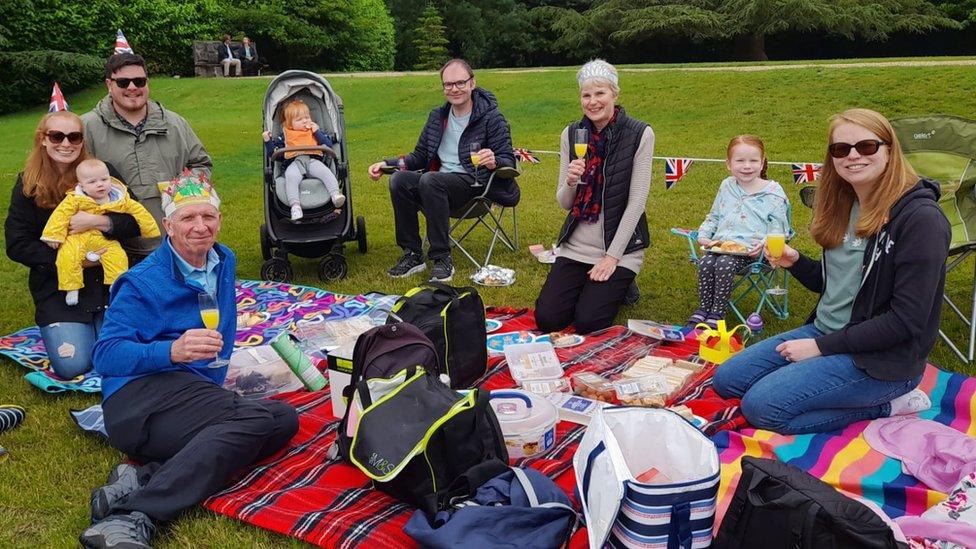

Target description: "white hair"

left=577, top=59, right=619, bottom=93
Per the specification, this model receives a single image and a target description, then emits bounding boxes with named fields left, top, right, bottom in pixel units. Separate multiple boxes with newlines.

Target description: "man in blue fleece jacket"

left=80, top=173, right=299, bottom=549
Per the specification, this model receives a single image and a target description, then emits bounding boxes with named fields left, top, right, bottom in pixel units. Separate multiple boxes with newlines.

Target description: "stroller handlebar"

left=269, top=145, right=336, bottom=162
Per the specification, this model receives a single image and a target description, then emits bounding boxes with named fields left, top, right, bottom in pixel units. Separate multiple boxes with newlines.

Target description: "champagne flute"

left=766, top=220, right=788, bottom=296
left=198, top=293, right=228, bottom=368
left=469, top=141, right=483, bottom=187
left=574, top=128, right=589, bottom=161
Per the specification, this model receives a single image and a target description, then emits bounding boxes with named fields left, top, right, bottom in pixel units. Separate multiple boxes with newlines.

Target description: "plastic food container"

left=489, top=389, right=559, bottom=459
left=571, top=371, right=615, bottom=403
left=522, top=377, right=572, bottom=396
left=504, top=342, right=563, bottom=384
left=224, top=345, right=303, bottom=399
left=612, top=374, right=670, bottom=407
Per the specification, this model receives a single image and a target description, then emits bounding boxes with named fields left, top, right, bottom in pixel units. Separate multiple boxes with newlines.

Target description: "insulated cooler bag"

left=574, top=407, right=720, bottom=549
left=389, top=282, right=487, bottom=389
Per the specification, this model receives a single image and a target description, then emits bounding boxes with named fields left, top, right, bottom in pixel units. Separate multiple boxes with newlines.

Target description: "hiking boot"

left=624, top=281, right=640, bottom=306
left=429, top=256, right=455, bottom=282
left=90, top=464, right=142, bottom=523
left=80, top=511, right=155, bottom=549
left=387, top=251, right=426, bottom=278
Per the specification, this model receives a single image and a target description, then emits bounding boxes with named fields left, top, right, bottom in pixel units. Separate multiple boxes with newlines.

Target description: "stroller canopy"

left=892, top=115, right=976, bottom=254
left=263, top=70, right=344, bottom=146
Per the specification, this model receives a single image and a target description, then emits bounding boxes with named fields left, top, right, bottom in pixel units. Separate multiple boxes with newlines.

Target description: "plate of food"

left=487, top=331, right=536, bottom=353
left=485, top=319, right=503, bottom=333
left=701, top=240, right=752, bottom=256
left=548, top=331, right=585, bottom=348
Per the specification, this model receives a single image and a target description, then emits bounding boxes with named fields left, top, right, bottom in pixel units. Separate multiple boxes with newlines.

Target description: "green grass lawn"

left=2, top=61, right=976, bottom=547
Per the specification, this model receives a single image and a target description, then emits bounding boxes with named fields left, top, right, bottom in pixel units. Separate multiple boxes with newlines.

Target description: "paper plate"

left=485, top=319, right=503, bottom=333
left=551, top=334, right=584, bottom=348
left=487, top=331, right=535, bottom=354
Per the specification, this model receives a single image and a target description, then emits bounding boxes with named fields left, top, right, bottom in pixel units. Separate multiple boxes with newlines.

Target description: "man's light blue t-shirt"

left=437, top=109, right=471, bottom=174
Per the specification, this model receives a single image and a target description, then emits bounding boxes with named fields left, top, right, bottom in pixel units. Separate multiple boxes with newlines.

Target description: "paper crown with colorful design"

left=157, top=169, right=220, bottom=217
left=577, top=59, right=618, bottom=88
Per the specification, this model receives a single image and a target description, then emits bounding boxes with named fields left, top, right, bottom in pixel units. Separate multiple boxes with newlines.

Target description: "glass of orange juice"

left=766, top=220, right=786, bottom=260
left=198, top=292, right=227, bottom=368
left=574, top=128, right=589, bottom=160
left=469, top=142, right=483, bottom=187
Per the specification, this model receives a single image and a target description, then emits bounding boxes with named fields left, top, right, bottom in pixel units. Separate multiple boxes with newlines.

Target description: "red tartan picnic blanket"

left=205, top=308, right=743, bottom=547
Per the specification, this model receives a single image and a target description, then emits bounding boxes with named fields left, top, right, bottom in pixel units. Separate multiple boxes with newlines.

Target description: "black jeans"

left=534, top=256, right=637, bottom=334
left=103, top=371, right=299, bottom=522
left=389, top=170, right=480, bottom=260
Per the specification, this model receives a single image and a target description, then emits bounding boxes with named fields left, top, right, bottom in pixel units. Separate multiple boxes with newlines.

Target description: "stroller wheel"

left=356, top=215, right=367, bottom=254
left=260, top=224, right=272, bottom=261
left=261, top=258, right=293, bottom=283
left=318, top=254, right=348, bottom=281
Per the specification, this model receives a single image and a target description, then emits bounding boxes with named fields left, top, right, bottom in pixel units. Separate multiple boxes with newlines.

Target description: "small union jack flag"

left=665, top=158, right=693, bottom=189
left=791, top=163, right=822, bottom=184
left=115, top=29, right=133, bottom=54
left=48, top=82, right=69, bottom=112
left=513, top=147, right=540, bottom=164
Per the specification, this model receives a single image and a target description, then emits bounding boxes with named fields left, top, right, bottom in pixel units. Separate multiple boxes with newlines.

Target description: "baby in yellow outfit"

left=41, top=159, right=160, bottom=305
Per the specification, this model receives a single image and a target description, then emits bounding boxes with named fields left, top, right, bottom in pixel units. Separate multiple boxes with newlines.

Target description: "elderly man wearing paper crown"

left=80, top=172, right=298, bottom=549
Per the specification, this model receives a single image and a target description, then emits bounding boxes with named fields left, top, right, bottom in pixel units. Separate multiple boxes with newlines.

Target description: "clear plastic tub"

left=504, top=342, right=563, bottom=384
left=489, top=389, right=559, bottom=459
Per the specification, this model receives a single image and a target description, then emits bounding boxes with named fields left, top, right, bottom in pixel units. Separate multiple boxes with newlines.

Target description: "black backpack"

left=335, top=322, right=439, bottom=459
left=714, top=457, right=906, bottom=549
left=389, top=282, right=487, bottom=389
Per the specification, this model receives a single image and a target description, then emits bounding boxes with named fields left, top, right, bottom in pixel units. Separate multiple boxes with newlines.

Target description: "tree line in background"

left=1, top=0, right=975, bottom=113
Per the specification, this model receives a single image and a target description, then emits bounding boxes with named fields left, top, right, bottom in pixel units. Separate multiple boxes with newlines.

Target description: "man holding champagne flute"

left=80, top=173, right=298, bottom=549
left=367, top=58, right=518, bottom=283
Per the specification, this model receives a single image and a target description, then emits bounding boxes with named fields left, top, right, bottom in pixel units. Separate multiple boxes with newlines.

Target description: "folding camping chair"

left=891, top=115, right=976, bottom=363
left=670, top=221, right=791, bottom=328
left=448, top=165, right=520, bottom=269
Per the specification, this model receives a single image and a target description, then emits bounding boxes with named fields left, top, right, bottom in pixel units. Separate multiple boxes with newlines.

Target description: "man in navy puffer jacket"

left=368, top=59, right=517, bottom=282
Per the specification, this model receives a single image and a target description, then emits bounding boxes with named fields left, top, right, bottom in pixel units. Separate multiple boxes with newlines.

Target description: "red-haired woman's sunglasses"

left=46, top=131, right=84, bottom=145
left=828, top=139, right=888, bottom=159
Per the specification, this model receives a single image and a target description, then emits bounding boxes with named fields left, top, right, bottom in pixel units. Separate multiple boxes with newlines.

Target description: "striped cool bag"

left=574, top=407, right=720, bottom=549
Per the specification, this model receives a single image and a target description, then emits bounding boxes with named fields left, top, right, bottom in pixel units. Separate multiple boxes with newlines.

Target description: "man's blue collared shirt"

left=173, top=247, right=221, bottom=294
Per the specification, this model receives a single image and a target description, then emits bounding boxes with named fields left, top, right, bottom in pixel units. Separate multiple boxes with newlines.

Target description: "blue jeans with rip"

left=712, top=323, right=920, bottom=434
left=39, top=315, right=102, bottom=379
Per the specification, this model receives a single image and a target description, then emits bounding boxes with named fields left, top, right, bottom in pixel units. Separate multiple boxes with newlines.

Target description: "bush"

left=0, top=50, right=104, bottom=115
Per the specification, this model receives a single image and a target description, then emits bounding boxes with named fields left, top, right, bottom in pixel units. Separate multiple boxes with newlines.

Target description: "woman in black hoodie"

left=713, top=108, right=950, bottom=435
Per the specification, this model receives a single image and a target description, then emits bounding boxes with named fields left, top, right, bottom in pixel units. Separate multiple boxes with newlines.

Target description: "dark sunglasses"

left=45, top=131, right=83, bottom=145
left=110, top=77, right=148, bottom=89
left=827, top=139, right=888, bottom=159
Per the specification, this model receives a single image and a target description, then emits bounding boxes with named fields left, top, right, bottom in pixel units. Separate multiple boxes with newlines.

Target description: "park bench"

left=192, top=40, right=265, bottom=77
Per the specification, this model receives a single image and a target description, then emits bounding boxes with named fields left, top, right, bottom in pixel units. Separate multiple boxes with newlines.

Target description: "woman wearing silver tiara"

left=534, top=59, right=655, bottom=334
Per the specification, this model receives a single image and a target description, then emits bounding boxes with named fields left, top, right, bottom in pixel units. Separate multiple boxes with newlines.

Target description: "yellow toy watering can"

left=695, top=320, right=748, bottom=364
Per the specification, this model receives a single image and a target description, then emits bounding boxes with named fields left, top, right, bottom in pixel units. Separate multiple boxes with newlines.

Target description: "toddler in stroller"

left=262, top=98, right=345, bottom=221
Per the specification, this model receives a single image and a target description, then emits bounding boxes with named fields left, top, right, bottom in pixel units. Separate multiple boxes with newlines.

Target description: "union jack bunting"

left=114, top=29, right=133, bottom=54
left=791, top=163, right=822, bottom=184
left=665, top=158, right=693, bottom=189
left=48, top=82, right=68, bottom=112
left=513, top=147, right=540, bottom=164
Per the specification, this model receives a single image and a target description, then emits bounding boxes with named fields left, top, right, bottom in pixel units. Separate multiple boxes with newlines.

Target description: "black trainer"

left=429, top=256, right=455, bottom=282
left=624, top=281, right=640, bottom=306
left=387, top=251, right=426, bottom=278
left=80, top=511, right=155, bottom=549
left=90, top=464, right=142, bottom=523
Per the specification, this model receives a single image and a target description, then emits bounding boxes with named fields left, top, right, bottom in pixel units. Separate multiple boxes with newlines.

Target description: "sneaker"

left=624, top=281, right=640, bottom=306
left=387, top=251, right=426, bottom=278
left=290, top=204, right=303, bottom=221
left=80, top=511, right=154, bottom=549
left=889, top=388, right=932, bottom=416
left=429, top=256, right=455, bottom=282
left=0, top=405, right=25, bottom=433
left=704, top=313, right=722, bottom=330
left=90, top=464, right=143, bottom=523
left=685, top=309, right=707, bottom=328
left=331, top=193, right=346, bottom=208
left=66, top=290, right=79, bottom=306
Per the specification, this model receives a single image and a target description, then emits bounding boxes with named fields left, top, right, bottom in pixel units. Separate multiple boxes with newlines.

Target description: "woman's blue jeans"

left=39, top=315, right=102, bottom=379
left=712, top=323, right=920, bottom=434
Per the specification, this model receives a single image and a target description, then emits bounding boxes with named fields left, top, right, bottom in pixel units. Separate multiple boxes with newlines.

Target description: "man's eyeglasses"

left=45, top=131, right=83, bottom=145
left=110, top=77, right=149, bottom=89
left=827, top=139, right=888, bottom=159
left=442, top=77, right=473, bottom=91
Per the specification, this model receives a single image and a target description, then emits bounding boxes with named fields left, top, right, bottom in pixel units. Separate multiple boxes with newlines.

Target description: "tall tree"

left=412, top=3, right=451, bottom=70
left=540, top=0, right=962, bottom=61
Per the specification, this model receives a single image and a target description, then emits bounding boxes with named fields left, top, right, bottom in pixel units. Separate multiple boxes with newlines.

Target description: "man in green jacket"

left=82, top=53, right=212, bottom=261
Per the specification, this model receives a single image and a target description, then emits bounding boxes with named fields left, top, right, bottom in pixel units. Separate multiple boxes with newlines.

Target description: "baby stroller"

left=260, top=70, right=366, bottom=282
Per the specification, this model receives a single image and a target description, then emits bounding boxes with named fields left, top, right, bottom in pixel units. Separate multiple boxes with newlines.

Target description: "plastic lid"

left=490, top=389, right=558, bottom=435
left=504, top=342, right=563, bottom=382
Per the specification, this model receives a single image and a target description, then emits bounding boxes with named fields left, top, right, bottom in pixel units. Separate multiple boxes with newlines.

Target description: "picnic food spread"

left=706, top=240, right=749, bottom=253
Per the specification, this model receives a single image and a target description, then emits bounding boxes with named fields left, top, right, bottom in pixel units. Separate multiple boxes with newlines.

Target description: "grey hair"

left=577, top=59, right=619, bottom=93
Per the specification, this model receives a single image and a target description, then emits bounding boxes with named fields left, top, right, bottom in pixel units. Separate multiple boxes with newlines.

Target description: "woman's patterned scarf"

left=572, top=107, right=619, bottom=223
